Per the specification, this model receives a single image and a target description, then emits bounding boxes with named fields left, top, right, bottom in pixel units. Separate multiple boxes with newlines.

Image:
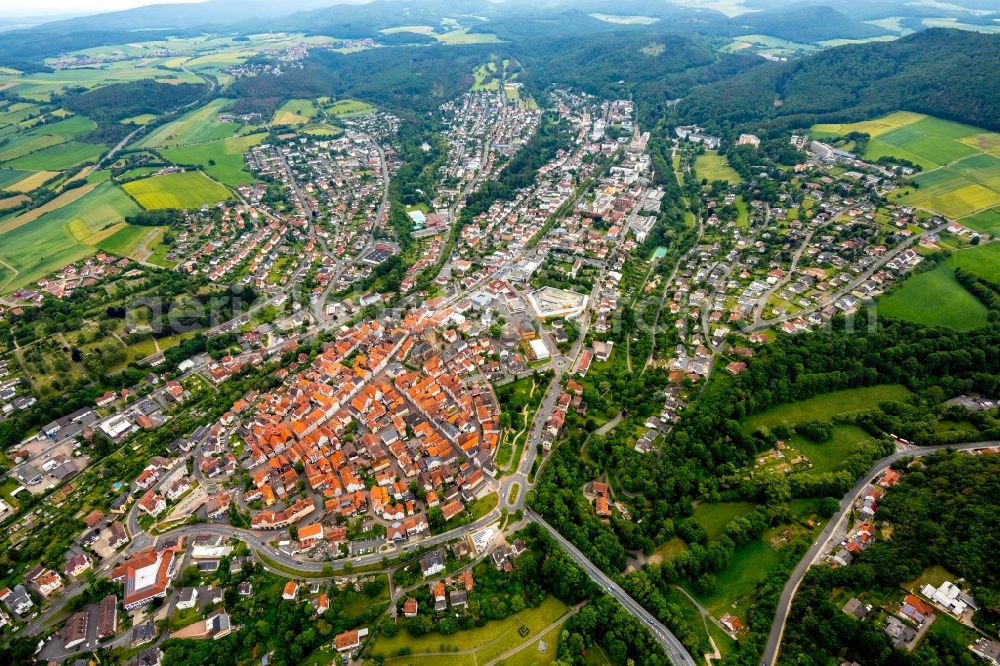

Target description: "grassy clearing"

left=879, top=262, right=989, bottom=330
left=373, top=596, right=569, bottom=662
left=694, top=151, right=741, bottom=185
left=123, top=170, right=231, bottom=209
left=793, top=425, right=879, bottom=474
left=97, top=224, right=155, bottom=257
left=693, top=501, right=757, bottom=541
left=744, top=385, right=912, bottom=433
left=436, top=29, right=502, bottom=45
left=473, top=62, right=500, bottom=91
left=271, top=98, right=319, bottom=126
left=120, top=113, right=157, bottom=125
left=691, top=540, right=781, bottom=616
left=324, top=98, right=375, bottom=117
left=160, top=133, right=264, bottom=186
left=497, top=619, right=564, bottom=665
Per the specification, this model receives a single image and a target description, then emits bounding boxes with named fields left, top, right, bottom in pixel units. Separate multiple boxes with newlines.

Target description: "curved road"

left=761, top=440, right=998, bottom=666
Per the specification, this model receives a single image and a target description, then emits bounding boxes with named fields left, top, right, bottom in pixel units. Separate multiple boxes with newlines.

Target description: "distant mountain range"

left=0, top=0, right=912, bottom=61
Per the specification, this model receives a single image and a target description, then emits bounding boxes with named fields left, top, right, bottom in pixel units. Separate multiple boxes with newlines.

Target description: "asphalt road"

left=528, top=509, right=697, bottom=666
left=761, top=440, right=998, bottom=666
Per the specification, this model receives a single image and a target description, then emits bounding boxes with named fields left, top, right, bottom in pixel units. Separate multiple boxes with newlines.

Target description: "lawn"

left=138, top=98, right=239, bottom=148
left=271, top=98, right=319, bottom=126
left=373, top=596, right=570, bottom=663
left=743, top=384, right=912, bottom=433
left=497, top=619, right=565, bottom=666
left=691, top=540, right=782, bottom=616
left=693, top=501, right=757, bottom=541
left=694, top=151, right=741, bottom=185
left=123, top=170, right=232, bottom=209
left=160, top=133, right=265, bottom=186
left=878, top=262, right=989, bottom=330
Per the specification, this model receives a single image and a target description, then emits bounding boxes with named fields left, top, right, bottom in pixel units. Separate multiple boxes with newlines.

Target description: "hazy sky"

left=0, top=0, right=206, bottom=18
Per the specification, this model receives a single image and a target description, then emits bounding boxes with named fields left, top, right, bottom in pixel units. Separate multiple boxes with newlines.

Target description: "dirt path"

left=131, top=228, right=161, bottom=262
left=0, top=182, right=99, bottom=235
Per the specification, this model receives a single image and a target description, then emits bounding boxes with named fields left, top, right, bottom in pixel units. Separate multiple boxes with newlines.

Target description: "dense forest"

left=780, top=451, right=1000, bottom=666
left=681, top=29, right=1000, bottom=133
left=64, top=80, right=206, bottom=123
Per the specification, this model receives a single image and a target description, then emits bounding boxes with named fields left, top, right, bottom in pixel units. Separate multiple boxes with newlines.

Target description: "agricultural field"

left=743, top=384, right=912, bottom=433
left=138, top=98, right=239, bottom=149
left=0, top=61, right=203, bottom=101
left=271, top=98, right=319, bottom=126
left=4, top=141, right=103, bottom=171
left=812, top=112, right=1000, bottom=219
left=96, top=223, right=156, bottom=257
left=879, top=253, right=993, bottom=330
left=3, top=170, right=58, bottom=193
left=0, top=114, right=97, bottom=163
left=159, top=132, right=265, bottom=186
left=0, top=180, right=138, bottom=292
left=123, top=170, right=232, bottom=209
left=694, top=151, right=741, bottom=185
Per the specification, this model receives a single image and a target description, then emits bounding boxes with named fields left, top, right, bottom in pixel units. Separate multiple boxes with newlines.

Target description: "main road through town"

left=528, top=509, right=698, bottom=666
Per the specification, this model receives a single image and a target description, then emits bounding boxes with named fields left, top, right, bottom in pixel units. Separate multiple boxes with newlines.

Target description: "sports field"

left=123, top=170, right=231, bottom=209
left=878, top=262, right=989, bottom=330
left=138, top=98, right=239, bottom=148
left=811, top=112, right=1000, bottom=219
left=160, top=133, right=264, bottom=186
left=271, top=99, right=319, bottom=126
left=695, top=151, right=742, bottom=185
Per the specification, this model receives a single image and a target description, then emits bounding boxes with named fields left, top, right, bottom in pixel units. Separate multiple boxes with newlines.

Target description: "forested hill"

left=725, top=5, right=885, bottom=43
left=516, top=32, right=763, bottom=125
left=679, top=28, right=1000, bottom=133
